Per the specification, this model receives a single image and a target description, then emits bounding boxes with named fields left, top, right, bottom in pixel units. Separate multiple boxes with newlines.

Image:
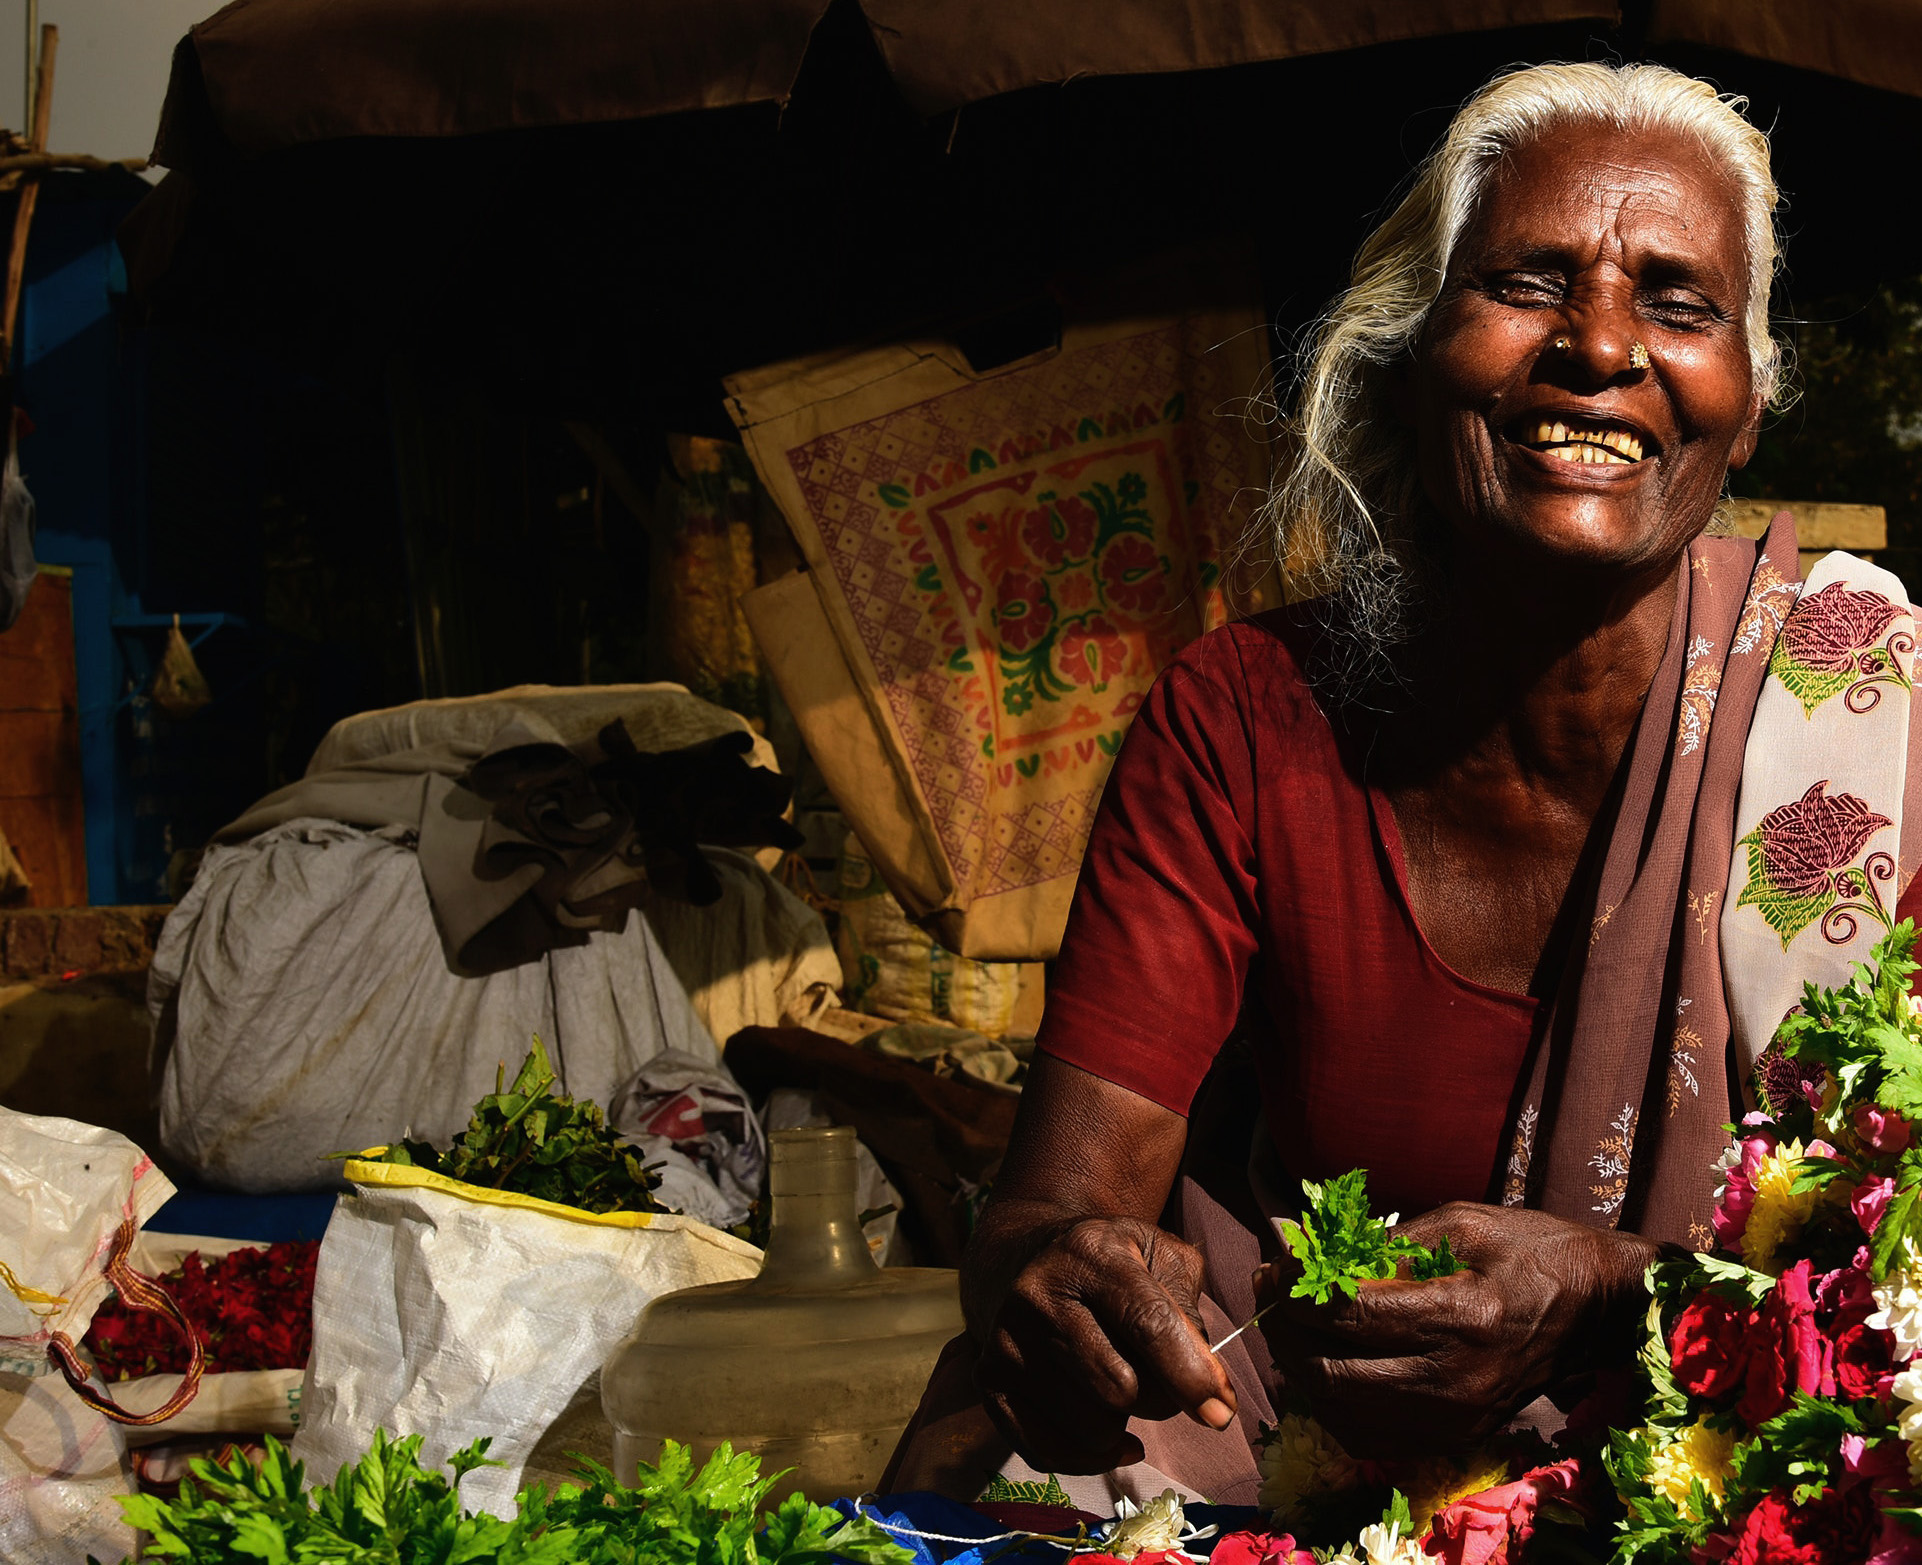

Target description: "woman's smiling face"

left=1410, top=124, right=1765, bottom=575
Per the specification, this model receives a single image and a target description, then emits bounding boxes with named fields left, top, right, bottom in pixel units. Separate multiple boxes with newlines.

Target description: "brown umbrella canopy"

left=161, top=0, right=1619, bottom=163
left=124, top=0, right=1922, bottom=416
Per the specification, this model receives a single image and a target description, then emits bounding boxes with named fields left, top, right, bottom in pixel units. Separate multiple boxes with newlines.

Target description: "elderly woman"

left=886, top=61, right=1922, bottom=1505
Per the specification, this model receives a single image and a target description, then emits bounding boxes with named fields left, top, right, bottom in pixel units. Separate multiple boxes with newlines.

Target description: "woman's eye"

left=1487, top=274, right=1565, bottom=305
left=1642, top=294, right=1720, bottom=329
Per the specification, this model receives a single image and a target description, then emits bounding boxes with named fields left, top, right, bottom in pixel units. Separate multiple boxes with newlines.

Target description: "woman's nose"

left=1551, top=293, right=1643, bottom=381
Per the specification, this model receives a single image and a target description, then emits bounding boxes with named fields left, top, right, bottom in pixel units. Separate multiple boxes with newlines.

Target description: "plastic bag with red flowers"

left=1605, top=920, right=1922, bottom=1560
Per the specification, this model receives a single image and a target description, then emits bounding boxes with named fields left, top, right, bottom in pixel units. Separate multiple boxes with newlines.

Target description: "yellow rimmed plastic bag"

left=291, top=1158, right=761, bottom=1516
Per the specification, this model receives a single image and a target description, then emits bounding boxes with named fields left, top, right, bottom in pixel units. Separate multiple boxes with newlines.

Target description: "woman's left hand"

left=1253, top=1202, right=1658, bottom=1458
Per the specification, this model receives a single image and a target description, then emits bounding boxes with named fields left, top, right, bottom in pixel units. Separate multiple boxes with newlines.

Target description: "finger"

left=1270, top=1270, right=1489, bottom=1352
left=1088, top=1271, right=1235, bottom=1426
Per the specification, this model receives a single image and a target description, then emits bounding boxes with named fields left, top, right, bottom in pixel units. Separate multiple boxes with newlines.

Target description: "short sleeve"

left=1036, top=634, right=1264, bottom=1115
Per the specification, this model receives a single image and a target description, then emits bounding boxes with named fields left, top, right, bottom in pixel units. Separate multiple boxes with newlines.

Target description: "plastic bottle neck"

left=757, top=1126, right=882, bottom=1289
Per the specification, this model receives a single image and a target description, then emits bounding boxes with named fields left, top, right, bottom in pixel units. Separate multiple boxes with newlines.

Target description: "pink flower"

left=1764, top=1259, right=1837, bottom=1407
left=1854, top=1177, right=1896, bottom=1236
left=1211, top=1531, right=1316, bottom=1565
left=1856, top=1104, right=1914, bottom=1154
left=1713, top=1121, right=1778, bottom=1250
left=1422, top=1458, right=1581, bottom=1565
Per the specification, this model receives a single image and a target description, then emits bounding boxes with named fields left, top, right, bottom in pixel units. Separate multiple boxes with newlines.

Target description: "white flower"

left=1869, top=1238, right=1922, bottom=1362
left=1894, top=1363, right=1922, bottom=1483
left=1355, top=1520, right=1425, bottom=1565
left=1104, top=1491, right=1188, bottom=1558
left=1256, top=1412, right=1358, bottom=1519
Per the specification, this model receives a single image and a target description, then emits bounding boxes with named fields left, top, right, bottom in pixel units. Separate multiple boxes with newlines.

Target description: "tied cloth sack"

left=733, top=248, right=1275, bottom=961
left=1, top=1108, right=204, bottom=1564
left=294, top=1153, right=761, bottom=1516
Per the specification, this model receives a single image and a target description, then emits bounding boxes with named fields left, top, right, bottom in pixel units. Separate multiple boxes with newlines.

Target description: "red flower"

left=84, top=1241, right=319, bottom=1379
left=1212, top=1531, right=1316, bottom=1565
left=1855, top=1104, right=1913, bottom=1154
left=1755, top=781, right=1891, bottom=901
left=1669, top=1290, right=1759, bottom=1403
left=1728, top=1486, right=1877, bottom=1565
left=1058, top=614, right=1127, bottom=688
left=996, top=572, right=1054, bottom=653
left=1853, top=1177, right=1897, bottom=1237
left=1022, top=494, right=1098, bottom=566
left=1782, top=582, right=1901, bottom=673
left=1763, top=1260, right=1836, bottom=1407
left=1098, top=534, right=1167, bottom=615
left=1423, top=1458, right=1581, bottom=1565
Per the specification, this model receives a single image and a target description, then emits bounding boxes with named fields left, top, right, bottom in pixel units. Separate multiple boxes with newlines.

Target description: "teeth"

left=1525, top=420, right=1643, bottom=462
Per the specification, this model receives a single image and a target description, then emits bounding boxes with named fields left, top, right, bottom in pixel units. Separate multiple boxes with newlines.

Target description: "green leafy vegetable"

left=1276, top=1169, right=1463, bottom=1304
left=107, top=1430, right=916, bottom=1565
left=349, top=1036, right=664, bottom=1216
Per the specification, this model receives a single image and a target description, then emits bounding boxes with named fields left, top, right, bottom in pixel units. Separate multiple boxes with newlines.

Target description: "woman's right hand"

left=972, top=1213, right=1237, bottom=1472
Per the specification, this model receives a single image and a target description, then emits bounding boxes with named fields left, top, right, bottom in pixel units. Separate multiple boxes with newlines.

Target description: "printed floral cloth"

left=1504, top=514, right=1921, bottom=1249
left=730, top=271, right=1271, bottom=959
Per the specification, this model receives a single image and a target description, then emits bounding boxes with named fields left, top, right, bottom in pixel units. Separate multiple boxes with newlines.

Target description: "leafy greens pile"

left=1277, top=1168, right=1462, bottom=1305
left=115, top=1430, right=915, bottom=1565
left=353, top=1037, right=664, bottom=1216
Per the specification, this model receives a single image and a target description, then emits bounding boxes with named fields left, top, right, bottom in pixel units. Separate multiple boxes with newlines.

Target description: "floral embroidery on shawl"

left=1677, top=634, right=1722, bottom=757
left=1731, top=556, right=1800, bottom=657
left=1502, top=1104, right=1538, bottom=1208
left=1686, top=888, right=1718, bottom=944
left=1733, top=779, right=1895, bottom=948
left=1668, top=998, right=1702, bottom=1114
left=1766, top=581, right=1912, bottom=717
left=1589, top=1104, right=1638, bottom=1220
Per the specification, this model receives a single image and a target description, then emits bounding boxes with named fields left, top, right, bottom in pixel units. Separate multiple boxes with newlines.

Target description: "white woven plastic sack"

left=0, top=1109, right=175, bottom=1565
left=293, top=1172, right=761, bottom=1516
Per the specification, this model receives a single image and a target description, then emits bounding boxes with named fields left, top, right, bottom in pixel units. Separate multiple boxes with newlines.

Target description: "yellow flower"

left=1643, top=1421, right=1736, bottom=1520
left=1742, top=1137, right=1821, bottom=1274
left=1404, top=1451, right=1517, bottom=1534
left=1257, top=1413, right=1358, bottom=1521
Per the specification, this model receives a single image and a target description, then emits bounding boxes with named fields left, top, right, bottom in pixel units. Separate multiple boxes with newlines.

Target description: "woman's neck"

left=1379, top=541, right=1684, bottom=797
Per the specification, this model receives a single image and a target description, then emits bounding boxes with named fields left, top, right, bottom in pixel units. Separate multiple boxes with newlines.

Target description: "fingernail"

left=1198, top=1397, right=1234, bottom=1429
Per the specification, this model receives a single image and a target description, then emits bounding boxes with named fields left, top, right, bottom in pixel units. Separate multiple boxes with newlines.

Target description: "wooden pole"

left=1, top=22, right=56, bottom=374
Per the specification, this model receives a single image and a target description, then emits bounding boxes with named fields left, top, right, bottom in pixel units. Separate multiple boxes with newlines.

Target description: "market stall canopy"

left=161, top=0, right=1625, bottom=163
left=122, top=0, right=1922, bottom=419
left=154, top=0, right=1922, bottom=165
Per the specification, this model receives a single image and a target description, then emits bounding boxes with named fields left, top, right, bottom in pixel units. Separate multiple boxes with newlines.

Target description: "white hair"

left=1263, top=61, right=1786, bottom=700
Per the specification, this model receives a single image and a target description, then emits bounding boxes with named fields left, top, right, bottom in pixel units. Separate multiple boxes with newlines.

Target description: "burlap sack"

left=732, top=253, right=1272, bottom=959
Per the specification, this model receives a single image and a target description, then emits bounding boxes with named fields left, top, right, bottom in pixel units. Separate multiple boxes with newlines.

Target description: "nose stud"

left=1552, top=336, right=1573, bottom=354
left=1629, top=341, right=1651, bottom=370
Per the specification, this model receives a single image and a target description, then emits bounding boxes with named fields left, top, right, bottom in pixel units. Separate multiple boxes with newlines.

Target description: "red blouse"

left=1037, top=610, right=1922, bottom=1221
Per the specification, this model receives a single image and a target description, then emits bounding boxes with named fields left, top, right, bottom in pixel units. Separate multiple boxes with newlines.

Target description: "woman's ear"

left=1727, top=389, right=1766, bottom=471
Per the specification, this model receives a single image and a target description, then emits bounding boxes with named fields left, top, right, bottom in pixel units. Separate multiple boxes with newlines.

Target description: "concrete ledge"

left=0, top=906, right=172, bottom=979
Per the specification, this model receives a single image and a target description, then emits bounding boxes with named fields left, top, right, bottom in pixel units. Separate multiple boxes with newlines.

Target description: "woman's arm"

left=1256, top=1201, right=1662, bottom=1457
left=962, top=1054, right=1239, bottom=1474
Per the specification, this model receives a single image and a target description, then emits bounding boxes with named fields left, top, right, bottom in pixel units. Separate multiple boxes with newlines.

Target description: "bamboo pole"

left=0, top=22, right=56, bottom=374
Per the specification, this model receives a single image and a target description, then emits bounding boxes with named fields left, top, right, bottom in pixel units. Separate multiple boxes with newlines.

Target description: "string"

left=1206, top=1298, right=1276, bottom=1355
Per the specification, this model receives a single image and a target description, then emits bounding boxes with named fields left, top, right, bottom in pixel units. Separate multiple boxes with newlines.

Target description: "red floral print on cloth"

left=1023, top=494, right=1098, bottom=567
left=1059, top=614, right=1128, bottom=688
left=1768, top=581, right=1912, bottom=717
left=996, top=571, right=1054, bottom=654
left=1734, top=780, right=1895, bottom=948
left=1099, top=534, right=1169, bottom=615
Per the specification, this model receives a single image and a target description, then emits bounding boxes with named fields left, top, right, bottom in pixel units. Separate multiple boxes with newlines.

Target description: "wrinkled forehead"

left=1459, top=122, right=1752, bottom=293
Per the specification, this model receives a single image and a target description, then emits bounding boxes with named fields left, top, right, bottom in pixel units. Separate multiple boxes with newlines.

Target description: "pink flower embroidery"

left=1755, top=782, right=1890, bottom=901
left=1099, top=534, right=1167, bottom=615
left=1782, top=582, right=1900, bottom=673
